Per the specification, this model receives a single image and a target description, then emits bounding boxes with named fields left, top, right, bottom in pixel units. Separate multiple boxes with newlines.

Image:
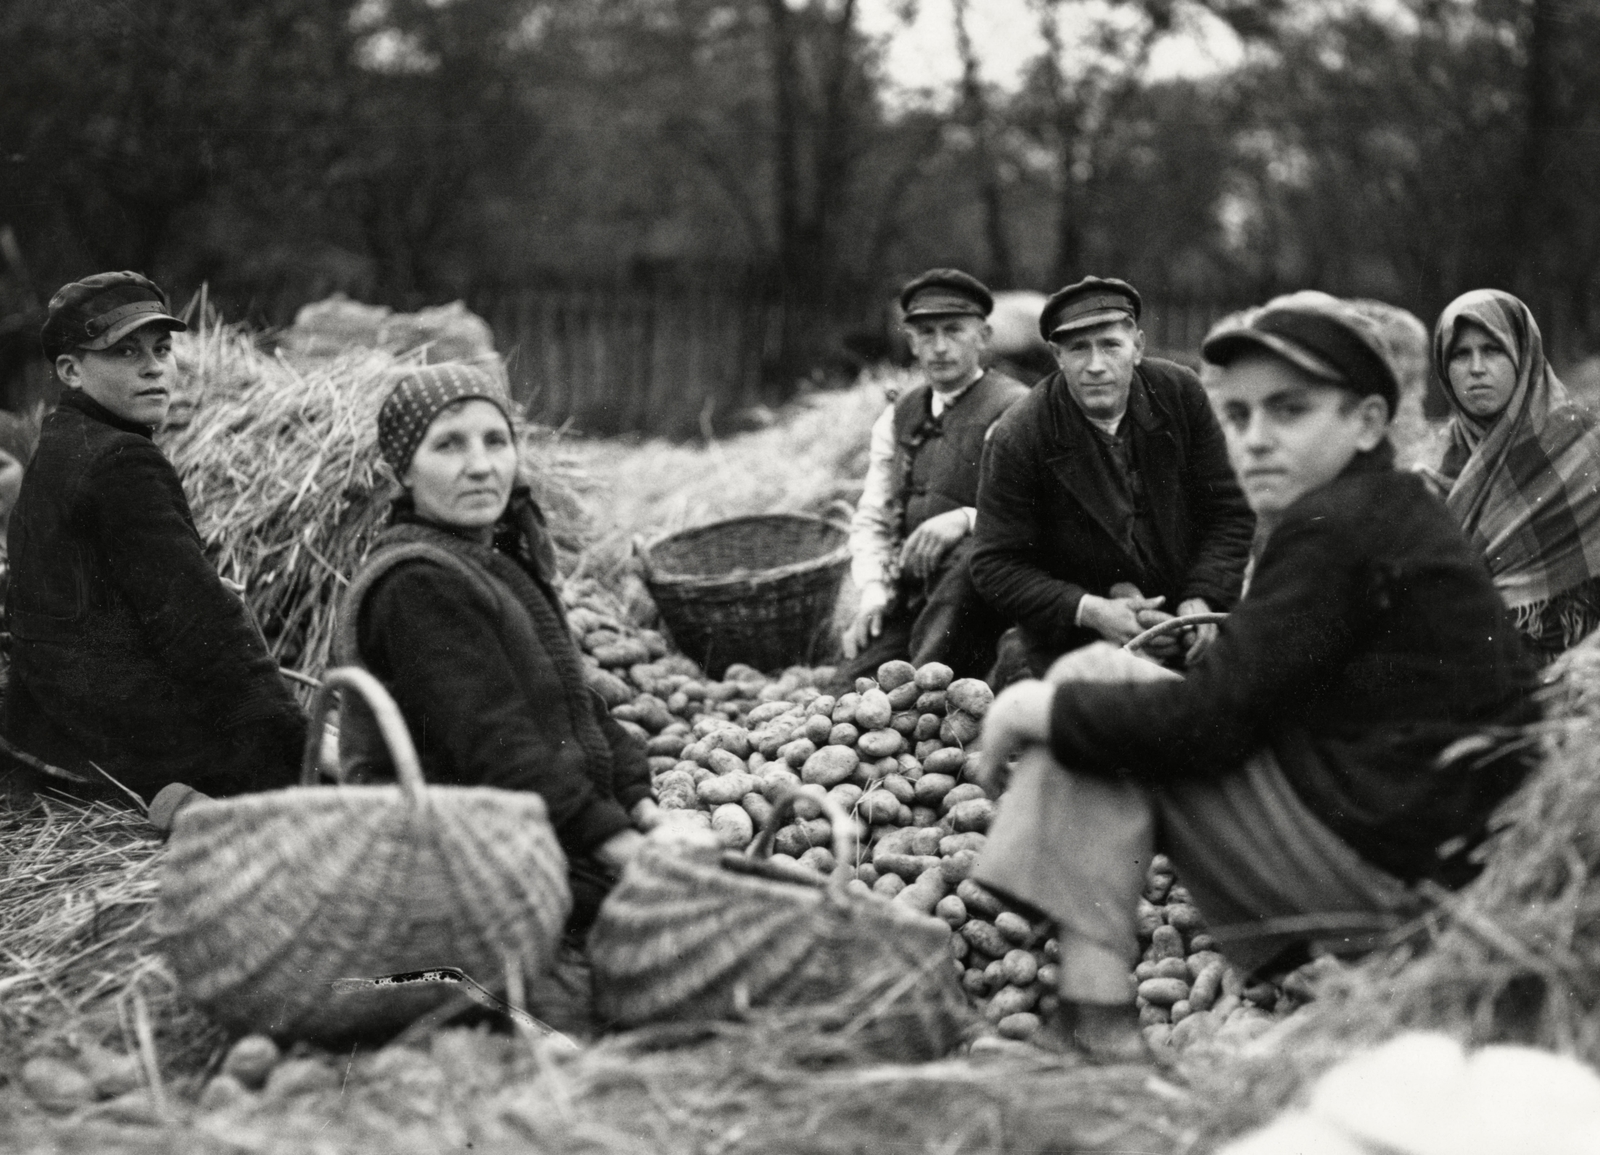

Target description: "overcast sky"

left=856, top=0, right=1248, bottom=104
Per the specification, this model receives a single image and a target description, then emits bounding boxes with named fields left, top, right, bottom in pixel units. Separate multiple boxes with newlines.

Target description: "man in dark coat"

left=3, top=273, right=306, bottom=804
left=842, top=269, right=1028, bottom=681
left=970, top=277, right=1255, bottom=675
left=971, top=293, right=1536, bottom=1062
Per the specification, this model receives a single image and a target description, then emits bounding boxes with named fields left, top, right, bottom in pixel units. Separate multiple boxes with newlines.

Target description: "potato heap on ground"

left=559, top=578, right=1296, bottom=1050
left=1130, top=856, right=1304, bottom=1054
left=559, top=576, right=835, bottom=732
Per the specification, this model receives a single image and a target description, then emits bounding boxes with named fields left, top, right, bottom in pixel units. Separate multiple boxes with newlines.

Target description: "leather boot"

left=1042, top=999, right=1153, bottom=1066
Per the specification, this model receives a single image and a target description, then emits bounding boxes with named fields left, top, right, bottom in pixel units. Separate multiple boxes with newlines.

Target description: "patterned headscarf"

left=1432, top=289, right=1600, bottom=611
left=377, top=362, right=510, bottom=474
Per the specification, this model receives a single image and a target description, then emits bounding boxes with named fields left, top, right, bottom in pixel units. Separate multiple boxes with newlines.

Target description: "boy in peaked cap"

left=3, top=273, right=306, bottom=815
left=841, top=269, right=1028, bottom=681
left=969, top=292, right=1535, bottom=1063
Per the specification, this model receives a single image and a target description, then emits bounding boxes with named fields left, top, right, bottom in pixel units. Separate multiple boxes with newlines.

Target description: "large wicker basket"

left=587, top=790, right=968, bottom=1061
left=641, top=514, right=850, bottom=678
left=154, top=668, right=572, bottom=1042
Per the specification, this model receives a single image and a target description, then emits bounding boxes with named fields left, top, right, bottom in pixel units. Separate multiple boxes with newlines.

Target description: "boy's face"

left=1209, top=352, right=1388, bottom=519
left=56, top=324, right=176, bottom=427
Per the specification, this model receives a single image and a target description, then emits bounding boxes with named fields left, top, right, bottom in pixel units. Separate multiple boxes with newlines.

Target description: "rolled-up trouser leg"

left=972, top=745, right=1151, bottom=1004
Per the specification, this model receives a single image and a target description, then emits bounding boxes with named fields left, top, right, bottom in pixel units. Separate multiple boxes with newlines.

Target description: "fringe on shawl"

left=1509, top=576, right=1600, bottom=658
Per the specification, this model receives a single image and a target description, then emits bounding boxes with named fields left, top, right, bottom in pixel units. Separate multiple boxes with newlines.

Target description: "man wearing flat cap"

left=968, top=290, right=1535, bottom=1063
left=842, top=269, right=1028, bottom=681
left=3, top=272, right=306, bottom=813
left=971, top=275, right=1254, bottom=676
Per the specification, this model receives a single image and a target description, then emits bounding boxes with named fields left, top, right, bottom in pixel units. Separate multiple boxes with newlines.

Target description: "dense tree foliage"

left=2, top=0, right=1599, bottom=362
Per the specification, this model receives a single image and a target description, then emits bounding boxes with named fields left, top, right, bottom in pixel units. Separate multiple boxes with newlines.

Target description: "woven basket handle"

left=1123, top=612, right=1228, bottom=655
left=747, top=786, right=857, bottom=894
left=300, top=666, right=427, bottom=803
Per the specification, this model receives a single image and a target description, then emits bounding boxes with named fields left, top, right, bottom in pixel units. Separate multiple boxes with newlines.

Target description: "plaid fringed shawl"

left=1433, top=290, right=1600, bottom=617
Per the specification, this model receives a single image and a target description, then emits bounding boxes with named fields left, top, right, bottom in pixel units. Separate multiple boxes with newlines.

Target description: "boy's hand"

left=843, top=581, right=892, bottom=659
left=596, top=828, right=646, bottom=873
left=631, top=797, right=663, bottom=831
left=975, top=680, right=1054, bottom=795
left=898, top=509, right=970, bottom=581
left=1177, top=598, right=1217, bottom=665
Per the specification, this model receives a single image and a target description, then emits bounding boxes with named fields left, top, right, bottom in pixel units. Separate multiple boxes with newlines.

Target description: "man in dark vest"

left=842, top=269, right=1028, bottom=681
left=971, top=276, right=1255, bottom=677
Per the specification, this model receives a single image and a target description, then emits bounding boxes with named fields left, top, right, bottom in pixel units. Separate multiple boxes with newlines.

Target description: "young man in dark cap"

left=3, top=272, right=306, bottom=812
left=970, top=276, right=1255, bottom=675
left=843, top=268, right=1028, bottom=680
left=971, top=291, right=1536, bottom=1062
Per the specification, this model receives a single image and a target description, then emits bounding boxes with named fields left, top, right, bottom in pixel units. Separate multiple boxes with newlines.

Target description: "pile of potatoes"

left=573, top=602, right=1301, bottom=1053
left=1128, top=856, right=1299, bottom=1053
left=555, top=577, right=1306, bottom=1053
left=561, top=577, right=834, bottom=736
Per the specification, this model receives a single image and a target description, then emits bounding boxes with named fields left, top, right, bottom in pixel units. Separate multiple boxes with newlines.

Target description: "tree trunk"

left=954, top=0, right=1014, bottom=287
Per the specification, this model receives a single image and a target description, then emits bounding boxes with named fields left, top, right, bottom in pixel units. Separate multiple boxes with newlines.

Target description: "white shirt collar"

left=1087, top=412, right=1125, bottom=437
left=930, top=370, right=984, bottom=418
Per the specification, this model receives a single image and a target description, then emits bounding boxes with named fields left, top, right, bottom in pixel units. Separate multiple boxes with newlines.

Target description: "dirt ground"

left=0, top=1022, right=1212, bottom=1155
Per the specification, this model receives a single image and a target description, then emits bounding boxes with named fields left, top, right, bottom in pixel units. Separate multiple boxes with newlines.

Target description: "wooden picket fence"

left=473, top=282, right=1253, bottom=437
left=1139, top=297, right=1254, bottom=364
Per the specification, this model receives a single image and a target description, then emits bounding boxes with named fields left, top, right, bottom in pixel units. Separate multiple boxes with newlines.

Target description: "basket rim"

left=641, top=513, right=850, bottom=592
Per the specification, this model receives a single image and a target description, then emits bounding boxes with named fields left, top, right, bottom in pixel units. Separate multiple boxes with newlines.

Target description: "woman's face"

left=1447, top=321, right=1519, bottom=422
left=0, top=449, right=21, bottom=520
left=401, top=400, right=517, bottom=532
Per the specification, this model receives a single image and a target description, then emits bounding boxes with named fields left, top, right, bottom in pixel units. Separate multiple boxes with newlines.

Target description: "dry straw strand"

left=161, top=315, right=597, bottom=682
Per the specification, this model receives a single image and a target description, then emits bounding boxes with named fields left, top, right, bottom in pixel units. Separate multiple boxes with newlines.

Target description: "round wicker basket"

left=153, top=668, right=572, bottom=1042
left=641, top=514, right=850, bottom=678
left=587, top=789, right=968, bottom=1060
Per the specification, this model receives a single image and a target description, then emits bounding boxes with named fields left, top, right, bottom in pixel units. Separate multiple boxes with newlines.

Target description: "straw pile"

left=0, top=793, right=221, bottom=1084
left=565, top=366, right=898, bottom=590
left=160, top=318, right=600, bottom=679
left=4, top=1017, right=1200, bottom=1154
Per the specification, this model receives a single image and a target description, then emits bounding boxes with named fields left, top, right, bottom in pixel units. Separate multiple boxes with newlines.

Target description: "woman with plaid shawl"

left=1431, top=289, right=1600, bottom=658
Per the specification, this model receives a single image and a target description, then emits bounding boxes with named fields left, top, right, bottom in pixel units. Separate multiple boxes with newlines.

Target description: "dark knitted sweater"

left=338, top=500, right=651, bottom=855
left=1048, top=446, right=1538, bottom=883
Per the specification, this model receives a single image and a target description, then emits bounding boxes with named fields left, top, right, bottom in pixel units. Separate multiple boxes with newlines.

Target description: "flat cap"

left=1040, top=276, right=1142, bottom=341
left=42, top=271, right=187, bottom=362
left=899, top=268, right=993, bottom=321
left=1201, top=291, right=1399, bottom=414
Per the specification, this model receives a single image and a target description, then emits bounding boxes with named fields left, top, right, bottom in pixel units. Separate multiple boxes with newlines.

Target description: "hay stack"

left=161, top=318, right=597, bottom=679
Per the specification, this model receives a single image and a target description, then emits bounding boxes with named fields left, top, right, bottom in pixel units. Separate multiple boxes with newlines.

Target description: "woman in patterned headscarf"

left=1431, top=289, right=1600, bottom=657
left=335, top=363, right=657, bottom=932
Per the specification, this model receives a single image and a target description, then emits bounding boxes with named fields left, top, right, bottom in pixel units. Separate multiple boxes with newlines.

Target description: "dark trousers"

left=839, top=542, right=1009, bottom=684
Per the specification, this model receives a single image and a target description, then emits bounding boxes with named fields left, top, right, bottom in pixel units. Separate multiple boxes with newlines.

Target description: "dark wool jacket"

left=338, top=500, right=652, bottom=857
left=3, top=391, right=306, bottom=799
left=1048, top=447, right=1539, bottom=884
left=971, top=358, right=1255, bottom=660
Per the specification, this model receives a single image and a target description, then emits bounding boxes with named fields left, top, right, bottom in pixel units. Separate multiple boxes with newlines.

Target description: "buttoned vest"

left=891, top=369, right=1028, bottom=536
